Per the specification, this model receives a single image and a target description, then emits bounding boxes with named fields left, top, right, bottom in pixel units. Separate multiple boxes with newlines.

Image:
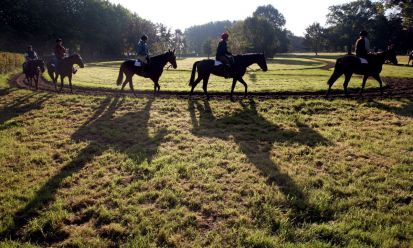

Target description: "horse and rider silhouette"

left=46, top=54, right=85, bottom=93
left=326, top=49, right=398, bottom=97
left=116, top=49, right=177, bottom=95
left=189, top=53, right=268, bottom=101
left=23, top=59, right=45, bottom=90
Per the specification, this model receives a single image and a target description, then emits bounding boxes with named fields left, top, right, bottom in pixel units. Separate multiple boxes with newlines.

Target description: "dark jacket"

left=136, top=40, right=149, bottom=56
left=54, top=44, right=66, bottom=59
left=25, top=50, right=38, bottom=60
left=355, top=37, right=368, bottom=58
left=216, top=40, right=231, bottom=58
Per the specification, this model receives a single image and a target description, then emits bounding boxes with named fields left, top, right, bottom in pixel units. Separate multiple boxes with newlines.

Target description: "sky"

left=109, top=0, right=352, bottom=36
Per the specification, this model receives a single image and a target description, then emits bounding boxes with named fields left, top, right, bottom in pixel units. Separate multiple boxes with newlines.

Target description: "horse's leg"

left=153, top=79, right=160, bottom=94
left=238, top=77, right=248, bottom=97
left=68, top=74, right=73, bottom=93
left=343, top=73, right=352, bottom=97
left=372, top=74, right=384, bottom=96
left=156, top=80, right=161, bottom=92
left=121, top=79, right=128, bottom=92
left=59, top=75, right=64, bottom=92
left=359, top=75, right=369, bottom=96
left=190, top=77, right=202, bottom=97
left=326, top=70, right=343, bottom=97
left=35, top=74, right=39, bottom=90
left=202, top=74, right=211, bottom=100
left=230, top=78, right=238, bottom=102
left=128, top=77, right=137, bottom=96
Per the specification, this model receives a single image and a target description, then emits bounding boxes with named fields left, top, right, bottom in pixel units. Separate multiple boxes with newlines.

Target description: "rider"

left=54, top=38, right=76, bottom=74
left=136, top=34, right=150, bottom=76
left=216, top=32, right=233, bottom=77
left=355, top=30, right=370, bottom=60
left=23, top=45, right=38, bottom=72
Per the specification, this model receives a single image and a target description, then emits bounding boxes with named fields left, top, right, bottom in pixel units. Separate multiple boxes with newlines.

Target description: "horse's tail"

left=189, top=61, right=199, bottom=86
left=116, top=62, right=125, bottom=86
left=327, top=58, right=343, bottom=85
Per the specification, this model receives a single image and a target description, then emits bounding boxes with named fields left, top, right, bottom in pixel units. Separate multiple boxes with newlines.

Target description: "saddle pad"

left=360, top=58, right=368, bottom=64
left=214, top=60, right=223, bottom=66
left=134, top=60, right=142, bottom=67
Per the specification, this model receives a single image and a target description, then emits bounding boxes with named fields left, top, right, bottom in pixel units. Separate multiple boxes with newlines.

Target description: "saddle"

left=214, top=60, right=223, bottom=66
left=359, top=57, right=368, bottom=64
left=134, top=60, right=143, bottom=67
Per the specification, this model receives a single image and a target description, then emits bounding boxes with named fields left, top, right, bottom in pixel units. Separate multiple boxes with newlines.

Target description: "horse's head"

left=166, top=49, right=177, bottom=69
left=257, top=53, right=268, bottom=72
left=71, top=54, right=85, bottom=68
left=37, top=59, right=45, bottom=73
left=385, top=48, right=398, bottom=65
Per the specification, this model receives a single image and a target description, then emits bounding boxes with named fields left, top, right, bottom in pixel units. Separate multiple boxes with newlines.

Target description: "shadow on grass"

left=0, top=92, right=53, bottom=129
left=188, top=99, right=333, bottom=224
left=0, top=96, right=167, bottom=243
left=0, top=87, right=17, bottom=97
left=364, top=99, right=413, bottom=118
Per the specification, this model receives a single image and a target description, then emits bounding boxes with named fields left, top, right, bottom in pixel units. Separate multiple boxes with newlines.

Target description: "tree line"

left=304, top=0, right=413, bottom=54
left=0, top=0, right=184, bottom=60
left=0, top=0, right=411, bottom=60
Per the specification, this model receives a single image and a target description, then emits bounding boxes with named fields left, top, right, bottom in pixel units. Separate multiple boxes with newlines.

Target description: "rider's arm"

left=365, top=38, right=370, bottom=52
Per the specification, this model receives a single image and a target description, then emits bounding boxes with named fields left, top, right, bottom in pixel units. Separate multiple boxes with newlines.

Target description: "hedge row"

left=0, top=52, right=24, bottom=74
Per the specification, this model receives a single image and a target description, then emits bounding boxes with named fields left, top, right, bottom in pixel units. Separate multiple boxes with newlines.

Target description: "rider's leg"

left=217, top=56, right=231, bottom=78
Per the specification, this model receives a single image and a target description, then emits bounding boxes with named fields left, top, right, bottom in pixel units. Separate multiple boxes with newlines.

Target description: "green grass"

left=46, top=55, right=413, bottom=93
left=0, top=71, right=412, bottom=247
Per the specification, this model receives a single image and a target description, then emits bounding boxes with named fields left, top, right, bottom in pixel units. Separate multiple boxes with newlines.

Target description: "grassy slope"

left=45, top=55, right=413, bottom=93
left=0, top=73, right=412, bottom=247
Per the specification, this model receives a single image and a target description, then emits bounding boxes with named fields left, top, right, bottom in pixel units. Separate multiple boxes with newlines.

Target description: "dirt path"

left=10, top=73, right=413, bottom=100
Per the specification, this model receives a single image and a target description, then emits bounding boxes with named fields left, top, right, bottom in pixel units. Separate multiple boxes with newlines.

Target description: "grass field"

left=1, top=54, right=413, bottom=247
left=44, top=54, right=413, bottom=93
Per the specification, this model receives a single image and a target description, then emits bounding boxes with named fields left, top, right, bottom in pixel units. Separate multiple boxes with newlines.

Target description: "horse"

left=189, top=53, right=268, bottom=101
left=47, top=54, right=84, bottom=93
left=23, top=59, right=45, bottom=90
left=408, top=51, right=413, bottom=66
left=326, top=49, right=397, bottom=97
left=116, top=49, right=177, bottom=95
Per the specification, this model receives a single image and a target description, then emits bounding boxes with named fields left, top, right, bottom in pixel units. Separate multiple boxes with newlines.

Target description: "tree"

left=203, top=39, right=213, bottom=58
left=326, top=0, right=383, bottom=52
left=305, top=23, right=324, bottom=55
left=383, top=0, right=413, bottom=29
left=184, top=21, right=233, bottom=55
left=172, top=29, right=185, bottom=57
left=253, top=4, right=286, bottom=29
left=243, top=16, right=278, bottom=56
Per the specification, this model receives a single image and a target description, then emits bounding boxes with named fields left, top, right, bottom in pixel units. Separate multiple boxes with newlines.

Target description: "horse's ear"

left=172, top=48, right=176, bottom=53
left=168, top=49, right=171, bottom=53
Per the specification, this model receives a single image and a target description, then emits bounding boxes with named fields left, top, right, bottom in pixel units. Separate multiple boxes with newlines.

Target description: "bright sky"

left=109, top=0, right=352, bottom=36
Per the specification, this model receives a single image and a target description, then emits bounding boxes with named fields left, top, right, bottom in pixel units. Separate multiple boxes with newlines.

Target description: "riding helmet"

left=141, top=35, right=148, bottom=41
left=56, top=38, right=62, bottom=42
left=360, top=31, right=368, bottom=37
left=221, top=32, right=229, bottom=40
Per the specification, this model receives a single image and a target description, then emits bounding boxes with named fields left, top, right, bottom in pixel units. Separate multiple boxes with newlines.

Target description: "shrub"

left=0, top=52, right=24, bottom=74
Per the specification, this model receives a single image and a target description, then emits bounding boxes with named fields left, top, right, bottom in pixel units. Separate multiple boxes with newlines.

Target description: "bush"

left=0, top=52, right=24, bottom=74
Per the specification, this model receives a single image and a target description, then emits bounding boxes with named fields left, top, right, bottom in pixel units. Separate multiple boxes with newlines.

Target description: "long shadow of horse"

left=0, top=92, right=53, bottom=129
left=0, top=96, right=167, bottom=243
left=364, top=99, right=413, bottom=118
left=188, top=99, right=333, bottom=224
